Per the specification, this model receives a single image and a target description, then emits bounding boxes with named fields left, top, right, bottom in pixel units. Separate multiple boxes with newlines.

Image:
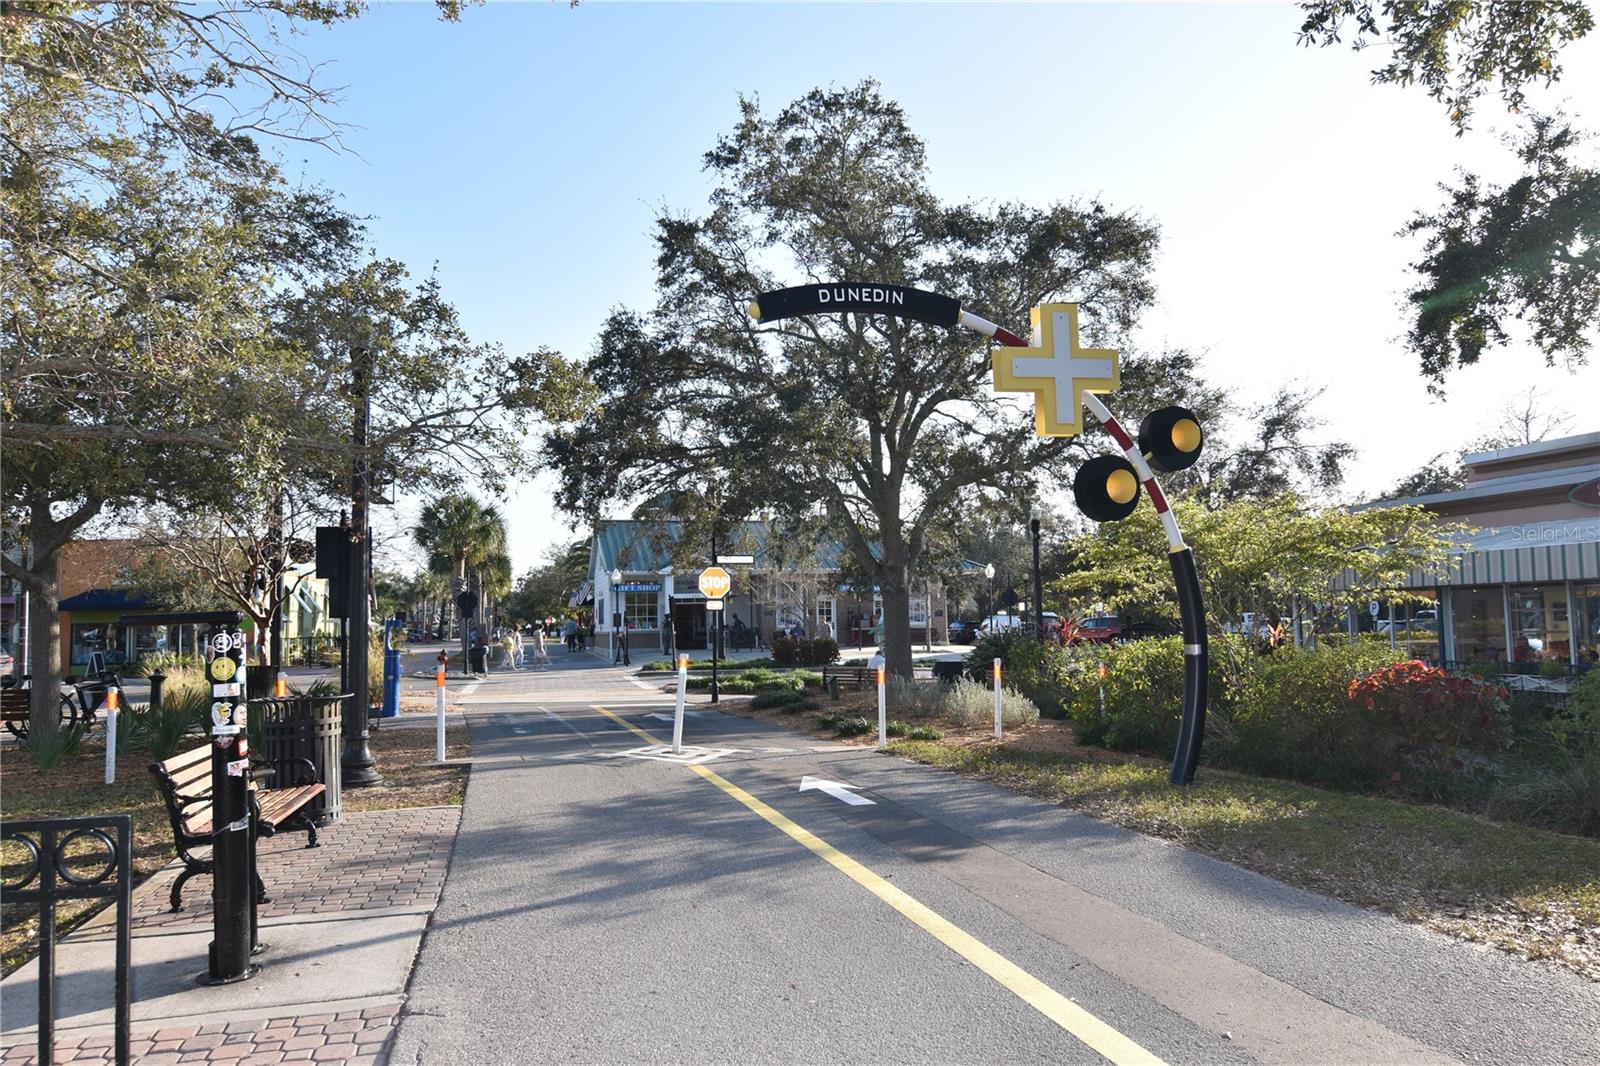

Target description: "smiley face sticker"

left=209, top=657, right=238, bottom=682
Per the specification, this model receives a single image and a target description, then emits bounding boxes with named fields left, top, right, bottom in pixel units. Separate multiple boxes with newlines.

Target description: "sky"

left=263, top=1, right=1600, bottom=574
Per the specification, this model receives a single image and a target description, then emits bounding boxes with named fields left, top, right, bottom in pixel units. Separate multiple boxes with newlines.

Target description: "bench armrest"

left=251, top=755, right=319, bottom=788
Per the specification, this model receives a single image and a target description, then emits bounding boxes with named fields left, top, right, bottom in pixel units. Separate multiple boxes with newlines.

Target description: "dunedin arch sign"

left=749, top=283, right=961, bottom=330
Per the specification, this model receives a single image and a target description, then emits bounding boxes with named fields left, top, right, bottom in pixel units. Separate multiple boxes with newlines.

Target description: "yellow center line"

left=590, top=704, right=1165, bottom=1066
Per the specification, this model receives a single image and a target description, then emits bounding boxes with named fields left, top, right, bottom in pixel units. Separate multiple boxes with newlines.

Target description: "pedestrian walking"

left=531, top=626, right=550, bottom=669
left=564, top=618, right=578, bottom=653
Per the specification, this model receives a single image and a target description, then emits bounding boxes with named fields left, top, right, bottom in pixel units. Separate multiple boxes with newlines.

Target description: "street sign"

left=717, top=554, right=755, bottom=565
left=991, top=303, right=1119, bottom=438
left=1369, top=601, right=1381, bottom=618
left=705, top=600, right=725, bottom=612
left=698, top=566, right=731, bottom=599
left=750, top=284, right=959, bottom=330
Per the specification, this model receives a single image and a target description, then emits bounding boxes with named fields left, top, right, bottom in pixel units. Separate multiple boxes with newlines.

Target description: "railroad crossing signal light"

left=1074, top=455, right=1142, bottom=522
left=1139, top=405, right=1205, bottom=473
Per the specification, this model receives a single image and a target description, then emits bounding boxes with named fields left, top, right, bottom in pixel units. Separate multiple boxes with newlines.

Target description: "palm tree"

left=414, top=494, right=507, bottom=669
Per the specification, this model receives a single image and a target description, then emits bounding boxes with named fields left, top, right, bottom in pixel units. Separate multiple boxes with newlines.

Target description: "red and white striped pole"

left=966, top=314, right=1207, bottom=785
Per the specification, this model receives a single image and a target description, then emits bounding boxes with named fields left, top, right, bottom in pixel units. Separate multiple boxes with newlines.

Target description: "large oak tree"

left=549, top=83, right=1164, bottom=678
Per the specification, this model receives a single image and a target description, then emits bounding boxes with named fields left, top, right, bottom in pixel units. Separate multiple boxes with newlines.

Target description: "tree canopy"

left=549, top=82, right=1166, bottom=677
left=1055, top=493, right=1460, bottom=632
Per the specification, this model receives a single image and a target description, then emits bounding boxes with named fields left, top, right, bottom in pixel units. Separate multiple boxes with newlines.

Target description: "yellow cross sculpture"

left=991, top=303, right=1119, bottom=437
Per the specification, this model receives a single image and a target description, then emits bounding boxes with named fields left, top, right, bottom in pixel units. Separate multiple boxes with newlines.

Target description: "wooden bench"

left=1, top=687, right=30, bottom=739
left=822, top=664, right=875, bottom=700
left=150, top=745, right=326, bottom=913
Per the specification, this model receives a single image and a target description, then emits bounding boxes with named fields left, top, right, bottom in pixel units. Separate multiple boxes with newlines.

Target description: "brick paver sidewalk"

left=2, top=1005, right=396, bottom=1065
left=2, top=807, right=461, bottom=1066
left=128, top=806, right=459, bottom=931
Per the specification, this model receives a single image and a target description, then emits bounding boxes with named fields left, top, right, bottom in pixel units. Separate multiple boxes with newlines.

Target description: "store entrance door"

left=673, top=599, right=708, bottom=652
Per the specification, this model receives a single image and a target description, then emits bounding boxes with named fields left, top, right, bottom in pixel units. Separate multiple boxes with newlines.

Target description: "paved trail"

left=392, top=656, right=1599, bottom=1065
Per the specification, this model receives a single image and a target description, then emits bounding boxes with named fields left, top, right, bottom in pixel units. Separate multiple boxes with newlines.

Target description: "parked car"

left=1073, top=616, right=1123, bottom=644
left=947, top=619, right=981, bottom=644
left=979, top=612, right=1058, bottom=635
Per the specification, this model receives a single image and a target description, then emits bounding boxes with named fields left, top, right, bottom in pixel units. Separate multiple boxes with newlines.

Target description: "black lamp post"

left=1030, top=507, right=1044, bottom=641
left=342, top=345, right=382, bottom=787
left=610, top=568, right=629, bottom=666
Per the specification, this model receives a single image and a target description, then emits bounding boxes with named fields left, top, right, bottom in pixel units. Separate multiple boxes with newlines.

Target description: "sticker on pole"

left=698, top=566, right=731, bottom=599
left=209, top=657, right=237, bottom=682
left=226, top=758, right=249, bottom=777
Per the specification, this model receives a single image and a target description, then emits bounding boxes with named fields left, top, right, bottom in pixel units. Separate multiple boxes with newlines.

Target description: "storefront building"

left=1366, top=431, right=1600, bottom=671
left=587, top=519, right=951, bottom=656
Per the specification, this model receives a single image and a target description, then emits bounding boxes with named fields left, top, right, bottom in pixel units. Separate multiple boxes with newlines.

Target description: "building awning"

left=60, top=588, right=158, bottom=612
left=1358, top=518, right=1600, bottom=589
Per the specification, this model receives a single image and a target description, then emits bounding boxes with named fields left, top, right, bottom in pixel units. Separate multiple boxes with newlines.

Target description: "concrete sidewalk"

left=1, top=807, right=460, bottom=1066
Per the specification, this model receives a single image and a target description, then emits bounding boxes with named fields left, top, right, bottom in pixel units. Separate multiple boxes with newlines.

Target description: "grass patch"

left=888, top=738, right=1600, bottom=980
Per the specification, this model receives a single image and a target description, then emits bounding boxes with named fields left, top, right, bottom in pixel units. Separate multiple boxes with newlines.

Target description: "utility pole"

left=342, top=345, right=382, bottom=787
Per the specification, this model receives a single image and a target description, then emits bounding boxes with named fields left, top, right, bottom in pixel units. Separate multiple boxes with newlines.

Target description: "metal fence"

left=1, top=815, right=133, bottom=1065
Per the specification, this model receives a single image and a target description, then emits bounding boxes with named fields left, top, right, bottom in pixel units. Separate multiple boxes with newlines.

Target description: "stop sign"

left=698, top=566, right=731, bottom=599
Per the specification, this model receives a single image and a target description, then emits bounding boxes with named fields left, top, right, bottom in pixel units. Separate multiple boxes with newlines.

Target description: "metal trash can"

left=253, top=694, right=347, bottom=825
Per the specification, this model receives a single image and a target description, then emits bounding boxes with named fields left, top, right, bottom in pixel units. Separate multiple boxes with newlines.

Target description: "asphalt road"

left=389, top=655, right=1600, bottom=1065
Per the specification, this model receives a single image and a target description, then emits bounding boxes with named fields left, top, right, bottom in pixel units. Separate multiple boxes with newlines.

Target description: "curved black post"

left=1168, top=547, right=1207, bottom=785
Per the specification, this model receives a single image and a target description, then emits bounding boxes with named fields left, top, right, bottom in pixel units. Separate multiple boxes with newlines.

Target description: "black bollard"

left=202, top=627, right=259, bottom=984
left=149, top=670, right=166, bottom=712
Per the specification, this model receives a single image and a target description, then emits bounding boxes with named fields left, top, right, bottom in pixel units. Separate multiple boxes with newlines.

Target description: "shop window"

left=815, top=597, right=835, bottom=630
left=1512, top=585, right=1570, bottom=664
left=70, top=623, right=127, bottom=668
left=1450, top=588, right=1506, bottom=664
left=1574, top=584, right=1600, bottom=666
left=623, top=591, right=658, bottom=630
left=910, top=596, right=928, bottom=627
left=1400, top=594, right=1439, bottom=662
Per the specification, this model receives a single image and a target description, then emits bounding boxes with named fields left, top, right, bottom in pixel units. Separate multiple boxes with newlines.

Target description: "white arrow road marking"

left=798, top=775, right=875, bottom=806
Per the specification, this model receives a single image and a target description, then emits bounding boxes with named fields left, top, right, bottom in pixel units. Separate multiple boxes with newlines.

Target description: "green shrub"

left=833, top=715, right=871, bottom=738
left=751, top=689, right=811, bottom=712
left=27, top=722, right=87, bottom=769
left=906, top=725, right=943, bottom=741
left=1488, top=671, right=1600, bottom=835
left=1223, top=641, right=1406, bottom=785
left=940, top=677, right=1039, bottom=728
left=885, top=719, right=910, bottom=737
left=965, top=630, right=1072, bottom=717
left=135, top=689, right=209, bottom=758
left=685, top=677, right=755, bottom=693
left=815, top=710, right=872, bottom=737
left=1060, top=636, right=1190, bottom=752
left=771, top=637, right=838, bottom=666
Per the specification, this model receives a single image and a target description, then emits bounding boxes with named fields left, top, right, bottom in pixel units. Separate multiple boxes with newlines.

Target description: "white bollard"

left=877, top=665, right=887, bottom=749
left=435, top=666, right=447, bottom=763
left=993, top=658, right=1003, bottom=740
left=105, top=686, right=120, bottom=784
left=673, top=654, right=688, bottom=754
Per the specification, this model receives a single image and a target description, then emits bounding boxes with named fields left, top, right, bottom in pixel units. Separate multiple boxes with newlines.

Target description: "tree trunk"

left=878, top=563, right=915, bottom=680
left=26, top=551, right=62, bottom=742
